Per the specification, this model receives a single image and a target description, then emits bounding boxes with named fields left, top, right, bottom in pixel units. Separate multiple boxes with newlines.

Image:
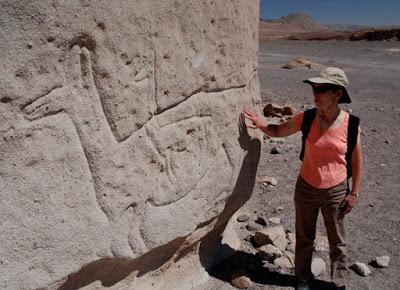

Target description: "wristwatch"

left=350, top=191, right=359, bottom=197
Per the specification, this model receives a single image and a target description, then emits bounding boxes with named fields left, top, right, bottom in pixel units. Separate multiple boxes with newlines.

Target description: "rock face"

left=0, top=1, right=260, bottom=289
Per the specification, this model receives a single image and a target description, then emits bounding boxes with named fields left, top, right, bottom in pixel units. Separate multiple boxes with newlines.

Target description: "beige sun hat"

left=303, top=67, right=351, bottom=104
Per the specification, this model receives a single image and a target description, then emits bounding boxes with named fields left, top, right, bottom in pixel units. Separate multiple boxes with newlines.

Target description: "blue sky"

left=260, top=0, right=400, bottom=26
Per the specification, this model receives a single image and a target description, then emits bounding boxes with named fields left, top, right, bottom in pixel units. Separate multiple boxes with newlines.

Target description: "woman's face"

left=312, top=83, right=342, bottom=110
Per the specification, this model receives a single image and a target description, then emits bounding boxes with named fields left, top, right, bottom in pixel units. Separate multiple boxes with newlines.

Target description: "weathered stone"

left=231, top=269, right=253, bottom=289
left=221, top=215, right=242, bottom=252
left=270, top=146, right=283, bottom=155
left=282, top=106, right=295, bottom=116
left=269, top=217, right=281, bottom=224
left=286, top=243, right=296, bottom=253
left=311, top=257, right=326, bottom=277
left=287, top=232, right=296, bottom=244
left=0, top=1, right=260, bottom=289
left=281, top=57, right=311, bottom=70
left=282, top=63, right=297, bottom=69
left=254, top=226, right=288, bottom=251
left=246, top=221, right=264, bottom=232
left=262, top=261, right=279, bottom=272
left=351, top=262, right=372, bottom=276
left=294, top=57, right=312, bottom=68
left=314, top=235, right=329, bottom=252
left=237, top=214, right=250, bottom=223
left=263, top=103, right=283, bottom=117
left=255, top=215, right=269, bottom=226
left=370, top=255, right=390, bottom=268
left=260, top=175, right=278, bottom=186
left=258, top=244, right=283, bottom=261
left=274, top=256, right=293, bottom=268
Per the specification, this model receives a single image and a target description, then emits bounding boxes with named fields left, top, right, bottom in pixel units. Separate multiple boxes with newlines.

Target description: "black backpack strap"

left=345, top=114, right=360, bottom=179
left=300, top=108, right=317, bottom=161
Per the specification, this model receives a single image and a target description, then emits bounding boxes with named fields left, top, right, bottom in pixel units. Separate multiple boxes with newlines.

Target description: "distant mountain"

left=259, top=13, right=400, bottom=41
left=259, top=13, right=331, bottom=41
left=275, top=13, right=330, bottom=31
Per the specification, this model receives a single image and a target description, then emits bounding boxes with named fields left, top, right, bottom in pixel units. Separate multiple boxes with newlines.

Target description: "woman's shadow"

left=208, top=247, right=333, bottom=289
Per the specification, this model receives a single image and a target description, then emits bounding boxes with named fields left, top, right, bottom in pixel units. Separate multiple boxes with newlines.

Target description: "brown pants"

left=294, top=176, right=348, bottom=287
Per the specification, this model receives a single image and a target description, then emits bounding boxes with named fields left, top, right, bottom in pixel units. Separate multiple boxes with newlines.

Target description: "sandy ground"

left=197, top=40, right=400, bottom=290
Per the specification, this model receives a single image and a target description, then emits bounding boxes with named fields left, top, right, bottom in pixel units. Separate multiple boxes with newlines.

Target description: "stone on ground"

left=370, top=255, right=390, bottom=268
left=311, top=257, right=326, bottom=277
left=254, top=226, right=288, bottom=251
left=231, top=269, right=253, bottom=289
left=314, top=235, right=329, bottom=252
left=258, top=244, right=283, bottom=261
left=351, top=262, right=372, bottom=276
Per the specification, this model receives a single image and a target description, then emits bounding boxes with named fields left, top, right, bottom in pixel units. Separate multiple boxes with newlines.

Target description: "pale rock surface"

left=258, top=244, right=283, bottom=261
left=230, top=269, right=253, bottom=289
left=246, top=221, right=264, bottom=232
left=371, top=255, right=390, bottom=268
left=286, top=243, right=296, bottom=253
left=231, top=276, right=253, bottom=289
left=237, top=214, right=250, bottom=223
left=311, top=257, right=326, bottom=278
left=287, top=232, right=296, bottom=244
left=0, top=1, right=260, bottom=289
left=269, top=217, right=281, bottom=224
left=274, top=256, right=293, bottom=268
left=314, top=235, right=329, bottom=252
left=351, top=262, right=372, bottom=277
left=254, top=226, right=288, bottom=251
left=221, top=214, right=242, bottom=252
left=260, top=175, right=278, bottom=186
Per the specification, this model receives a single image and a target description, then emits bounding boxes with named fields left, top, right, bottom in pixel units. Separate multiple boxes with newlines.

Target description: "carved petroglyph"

left=2, top=1, right=260, bottom=288
left=22, top=43, right=244, bottom=256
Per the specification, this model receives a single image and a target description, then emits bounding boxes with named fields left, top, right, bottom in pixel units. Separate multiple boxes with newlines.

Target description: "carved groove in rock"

left=0, top=0, right=260, bottom=289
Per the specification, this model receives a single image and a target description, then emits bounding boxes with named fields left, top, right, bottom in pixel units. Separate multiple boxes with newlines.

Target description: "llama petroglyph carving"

left=22, top=45, right=235, bottom=255
left=0, top=1, right=260, bottom=289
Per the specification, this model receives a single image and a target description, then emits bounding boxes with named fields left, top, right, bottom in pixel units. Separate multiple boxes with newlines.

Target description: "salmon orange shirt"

left=294, top=111, right=354, bottom=189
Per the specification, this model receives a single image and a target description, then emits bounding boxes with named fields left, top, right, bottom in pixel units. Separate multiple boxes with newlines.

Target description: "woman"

left=243, top=67, right=363, bottom=290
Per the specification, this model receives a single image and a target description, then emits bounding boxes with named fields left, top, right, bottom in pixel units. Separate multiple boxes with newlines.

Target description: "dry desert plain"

left=198, top=40, right=400, bottom=290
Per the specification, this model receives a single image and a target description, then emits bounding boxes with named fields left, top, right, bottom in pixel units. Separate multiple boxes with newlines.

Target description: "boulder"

left=0, top=1, right=260, bottom=289
left=274, top=256, right=293, bottom=268
left=258, top=244, right=283, bottom=261
left=254, top=226, right=288, bottom=251
left=269, top=217, right=281, bottom=225
left=350, top=262, right=372, bottom=277
left=246, top=221, right=264, bottom=232
left=231, top=269, right=253, bottom=289
left=237, top=214, right=250, bottom=223
left=311, top=257, right=326, bottom=277
left=370, top=255, right=390, bottom=268
left=260, top=175, right=278, bottom=186
left=263, top=103, right=283, bottom=117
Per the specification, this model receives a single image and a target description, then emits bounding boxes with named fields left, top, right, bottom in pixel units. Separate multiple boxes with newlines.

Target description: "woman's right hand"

left=242, top=108, right=267, bottom=130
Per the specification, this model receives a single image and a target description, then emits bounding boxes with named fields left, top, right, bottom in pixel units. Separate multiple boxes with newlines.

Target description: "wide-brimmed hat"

left=303, top=67, right=351, bottom=104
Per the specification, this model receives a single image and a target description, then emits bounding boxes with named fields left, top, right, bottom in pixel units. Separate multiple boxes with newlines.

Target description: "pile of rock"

left=350, top=255, right=391, bottom=277
left=225, top=211, right=391, bottom=289
left=281, top=57, right=312, bottom=69
left=263, top=103, right=295, bottom=118
left=236, top=213, right=329, bottom=277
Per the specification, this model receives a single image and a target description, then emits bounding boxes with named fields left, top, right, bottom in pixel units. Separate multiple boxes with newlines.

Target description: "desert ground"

left=197, top=40, right=400, bottom=290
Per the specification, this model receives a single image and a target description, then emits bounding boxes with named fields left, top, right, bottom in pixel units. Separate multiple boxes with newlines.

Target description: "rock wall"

left=0, top=1, right=261, bottom=289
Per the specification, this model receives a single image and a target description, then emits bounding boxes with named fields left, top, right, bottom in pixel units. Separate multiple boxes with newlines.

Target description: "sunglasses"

left=312, top=85, right=338, bottom=94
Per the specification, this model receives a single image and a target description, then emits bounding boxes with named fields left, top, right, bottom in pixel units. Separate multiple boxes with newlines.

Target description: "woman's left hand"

left=338, top=195, right=357, bottom=220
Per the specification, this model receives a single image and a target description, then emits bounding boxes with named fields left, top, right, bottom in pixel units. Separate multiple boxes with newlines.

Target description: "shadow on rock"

left=198, top=114, right=261, bottom=268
